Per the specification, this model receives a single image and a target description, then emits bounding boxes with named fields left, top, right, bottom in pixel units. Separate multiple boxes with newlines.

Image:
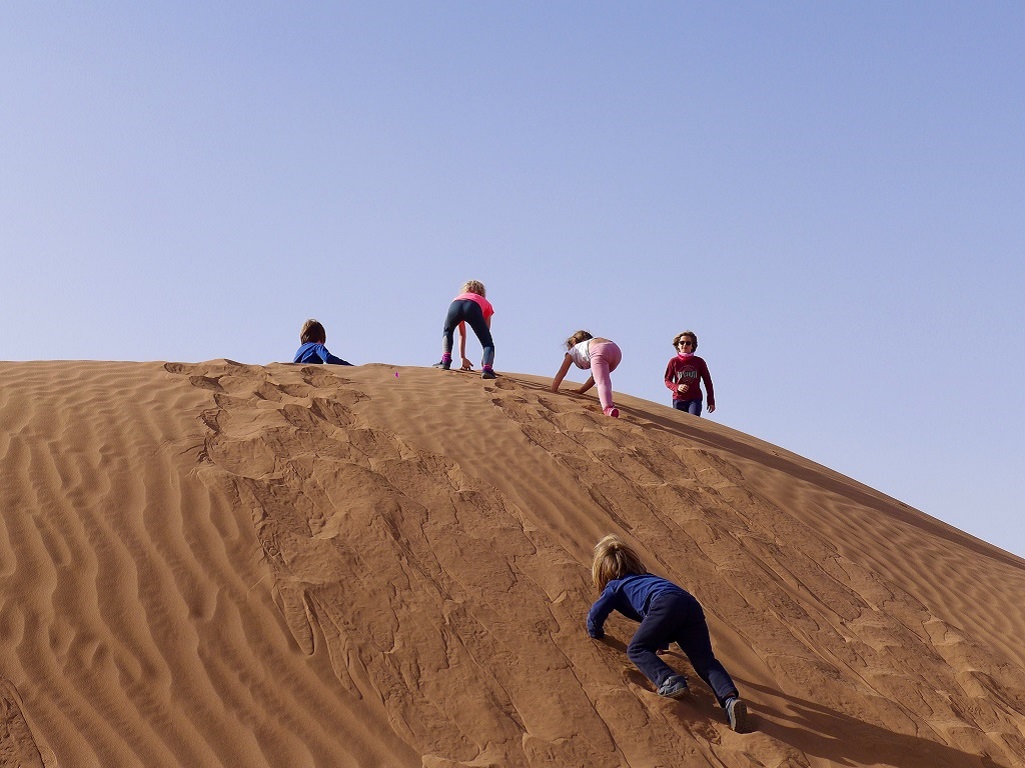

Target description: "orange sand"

left=1, top=360, right=1023, bottom=767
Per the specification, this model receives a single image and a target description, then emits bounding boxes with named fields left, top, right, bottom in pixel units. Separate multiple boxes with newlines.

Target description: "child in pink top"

left=434, top=280, right=496, bottom=379
left=552, top=330, right=622, bottom=417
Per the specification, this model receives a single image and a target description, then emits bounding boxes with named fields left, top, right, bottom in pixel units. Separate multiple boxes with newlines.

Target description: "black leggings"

left=443, top=299, right=495, bottom=366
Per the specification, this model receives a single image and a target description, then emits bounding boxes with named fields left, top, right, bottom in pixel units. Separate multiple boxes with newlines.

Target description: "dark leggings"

left=627, top=591, right=738, bottom=706
left=443, top=299, right=495, bottom=367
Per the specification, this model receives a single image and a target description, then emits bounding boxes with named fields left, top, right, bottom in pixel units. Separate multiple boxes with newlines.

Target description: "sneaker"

left=603, top=406, right=620, bottom=418
left=657, top=675, right=688, bottom=699
left=432, top=360, right=451, bottom=370
left=725, top=697, right=749, bottom=732
left=481, top=369, right=496, bottom=380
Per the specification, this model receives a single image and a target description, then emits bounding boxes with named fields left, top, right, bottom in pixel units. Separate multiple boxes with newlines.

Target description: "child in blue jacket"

left=293, top=319, right=353, bottom=366
left=587, top=534, right=749, bottom=732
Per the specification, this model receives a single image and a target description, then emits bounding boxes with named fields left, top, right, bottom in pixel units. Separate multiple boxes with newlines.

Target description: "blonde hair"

left=566, top=330, right=593, bottom=349
left=461, top=280, right=486, bottom=297
left=592, top=534, right=648, bottom=592
left=673, top=330, right=698, bottom=351
left=300, top=319, right=327, bottom=344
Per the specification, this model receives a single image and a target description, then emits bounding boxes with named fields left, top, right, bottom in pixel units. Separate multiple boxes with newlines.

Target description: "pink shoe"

left=604, top=406, right=620, bottom=418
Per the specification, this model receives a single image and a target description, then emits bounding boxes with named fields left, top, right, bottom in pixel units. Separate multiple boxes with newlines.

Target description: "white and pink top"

left=567, top=340, right=592, bottom=369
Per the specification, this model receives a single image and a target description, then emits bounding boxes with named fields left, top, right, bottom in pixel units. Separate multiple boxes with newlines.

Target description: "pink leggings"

left=588, top=341, right=622, bottom=413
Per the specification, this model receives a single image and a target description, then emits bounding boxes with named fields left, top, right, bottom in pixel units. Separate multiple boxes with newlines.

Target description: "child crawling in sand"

left=587, top=534, right=750, bottom=732
left=293, top=319, right=353, bottom=366
left=551, top=330, right=622, bottom=417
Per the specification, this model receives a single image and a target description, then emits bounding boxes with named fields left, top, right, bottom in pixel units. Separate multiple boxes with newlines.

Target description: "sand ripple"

left=1, top=360, right=1022, bottom=767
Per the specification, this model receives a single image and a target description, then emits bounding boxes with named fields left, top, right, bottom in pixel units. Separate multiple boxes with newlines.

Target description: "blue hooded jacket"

left=293, top=342, right=352, bottom=366
left=587, top=573, right=687, bottom=638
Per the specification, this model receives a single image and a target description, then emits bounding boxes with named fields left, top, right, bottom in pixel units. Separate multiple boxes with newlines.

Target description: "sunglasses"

left=676, top=340, right=694, bottom=347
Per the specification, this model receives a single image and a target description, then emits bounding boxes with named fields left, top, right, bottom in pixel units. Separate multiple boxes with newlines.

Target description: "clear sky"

left=3, top=3, right=1023, bottom=557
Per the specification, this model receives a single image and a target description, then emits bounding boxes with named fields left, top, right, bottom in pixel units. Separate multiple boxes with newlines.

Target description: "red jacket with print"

left=664, top=354, right=715, bottom=405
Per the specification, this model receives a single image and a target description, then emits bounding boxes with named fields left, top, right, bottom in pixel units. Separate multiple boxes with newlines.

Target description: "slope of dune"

left=1, top=359, right=1023, bottom=768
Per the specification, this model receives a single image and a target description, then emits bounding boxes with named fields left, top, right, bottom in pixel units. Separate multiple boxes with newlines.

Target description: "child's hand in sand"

left=460, top=357, right=474, bottom=371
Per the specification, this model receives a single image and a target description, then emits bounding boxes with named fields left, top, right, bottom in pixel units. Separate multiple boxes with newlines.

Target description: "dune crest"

left=1, top=360, right=1023, bottom=767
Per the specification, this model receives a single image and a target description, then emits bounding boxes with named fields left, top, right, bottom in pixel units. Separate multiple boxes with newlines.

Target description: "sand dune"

left=1, top=360, right=1023, bottom=767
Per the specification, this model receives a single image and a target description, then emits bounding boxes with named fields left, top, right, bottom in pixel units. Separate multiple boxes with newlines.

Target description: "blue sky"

left=3, top=3, right=1023, bottom=557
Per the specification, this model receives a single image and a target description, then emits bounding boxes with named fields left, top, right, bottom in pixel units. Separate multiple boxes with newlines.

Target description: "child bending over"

left=434, top=280, right=496, bottom=380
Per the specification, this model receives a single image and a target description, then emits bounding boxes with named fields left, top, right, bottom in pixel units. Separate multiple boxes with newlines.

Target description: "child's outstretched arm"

left=576, top=376, right=595, bottom=395
left=457, top=321, right=473, bottom=370
left=325, top=352, right=353, bottom=366
left=551, top=354, right=573, bottom=392
left=586, top=588, right=616, bottom=639
left=314, top=345, right=353, bottom=366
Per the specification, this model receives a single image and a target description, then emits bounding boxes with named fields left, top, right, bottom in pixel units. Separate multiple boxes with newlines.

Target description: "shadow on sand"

left=738, top=678, right=1011, bottom=768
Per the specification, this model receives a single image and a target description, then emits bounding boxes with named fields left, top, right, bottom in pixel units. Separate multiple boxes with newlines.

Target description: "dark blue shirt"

left=587, top=573, right=687, bottom=638
left=293, top=342, right=352, bottom=366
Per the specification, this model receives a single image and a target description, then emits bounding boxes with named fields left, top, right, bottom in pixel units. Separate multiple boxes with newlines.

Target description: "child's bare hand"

left=460, top=357, right=474, bottom=371
left=677, top=383, right=689, bottom=394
